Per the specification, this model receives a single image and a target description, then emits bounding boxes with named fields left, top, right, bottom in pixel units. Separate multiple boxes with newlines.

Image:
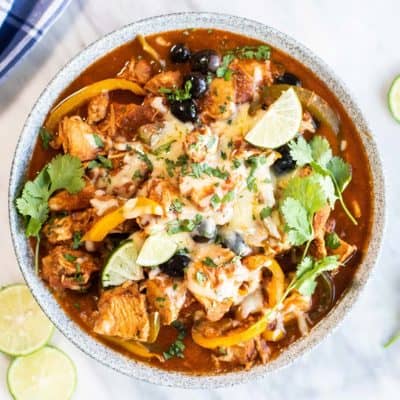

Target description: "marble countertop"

left=1, top=0, right=399, bottom=398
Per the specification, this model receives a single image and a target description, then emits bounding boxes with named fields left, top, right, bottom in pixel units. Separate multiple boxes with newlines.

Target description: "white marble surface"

left=1, top=0, right=399, bottom=398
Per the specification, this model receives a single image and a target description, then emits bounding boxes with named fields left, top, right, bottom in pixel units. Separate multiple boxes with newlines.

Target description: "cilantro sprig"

left=289, top=136, right=357, bottom=225
left=280, top=174, right=328, bottom=258
left=16, top=154, right=85, bottom=238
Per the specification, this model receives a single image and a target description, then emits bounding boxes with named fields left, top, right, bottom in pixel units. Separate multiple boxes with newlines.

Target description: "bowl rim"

left=8, top=11, right=386, bottom=389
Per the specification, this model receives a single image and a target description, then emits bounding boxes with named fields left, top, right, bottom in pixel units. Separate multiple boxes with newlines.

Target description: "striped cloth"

left=0, top=0, right=71, bottom=81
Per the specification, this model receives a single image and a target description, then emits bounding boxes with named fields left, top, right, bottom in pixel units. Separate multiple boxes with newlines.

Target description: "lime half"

left=102, top=240, right=143, bottom=287
left=136, top=232, right=178, bottom=266
left=245, top=87, right=302, bottom=149
left=388, top=75, right=400, bottom=122
left=0, top=284, right=54, bottom=356
left=7, top=346, right=77, bottom=400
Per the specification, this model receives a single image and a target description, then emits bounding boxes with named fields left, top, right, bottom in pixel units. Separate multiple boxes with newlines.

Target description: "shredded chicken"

left=93, top=282, right=150, bottom=340
left=48, top=183, right=95, bottom=211
left=57, top=116, right=103, bottom=161
left=118, top=58, right=153, bottom=85
left=144, top=71, right=182, bottom=94
left=41, top=245, right=99, bottom=291
left=87, top=93, right=109, bottom=124
left=146, top=274, right=187, bottom=325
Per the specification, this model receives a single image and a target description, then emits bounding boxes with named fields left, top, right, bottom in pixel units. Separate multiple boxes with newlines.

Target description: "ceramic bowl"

left=8, top=12, right=385, bottom=388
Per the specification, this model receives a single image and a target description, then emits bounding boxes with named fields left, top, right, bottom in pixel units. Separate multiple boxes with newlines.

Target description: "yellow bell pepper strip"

left=82, top=197, right=163, bottom=242
left=104, top=337, right=163, bottom=361
left=147, top=312, right=161, bottom=344
left=267, top=84, right=340, bottom=134
left=193, top=258, right=288, bottom=349
left=137, top=34, right=162, bottom=62
left=45, top=78, right=147, bottom=131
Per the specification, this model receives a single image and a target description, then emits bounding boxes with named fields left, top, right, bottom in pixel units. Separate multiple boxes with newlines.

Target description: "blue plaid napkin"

left=0, top=0, right=71, bottom=81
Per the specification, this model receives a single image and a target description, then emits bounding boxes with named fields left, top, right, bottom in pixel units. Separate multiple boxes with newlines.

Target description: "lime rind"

left=101, top=240, right=143, bottom=287
left=388, top=75, right=400, bottom=123
left=7, top=346, right=77, bottom=400
left=0, top=284, right=54, bottom=357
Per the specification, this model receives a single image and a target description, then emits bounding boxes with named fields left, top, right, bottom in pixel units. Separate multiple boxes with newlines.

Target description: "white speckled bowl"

left=8, top=12, right=385, bottom=388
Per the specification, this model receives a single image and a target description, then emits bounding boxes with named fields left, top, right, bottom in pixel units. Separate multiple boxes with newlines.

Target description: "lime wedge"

left=0, top=284, right=54, bottom=356
left=245, top=87, right=302, bottom=149
left=388, top=75, right=400, bottom=122
left=7, top=346, right=77, bottom=400
left=136, top=232, right=177, bottom=266
left=102, top=240, right=143, bottom=287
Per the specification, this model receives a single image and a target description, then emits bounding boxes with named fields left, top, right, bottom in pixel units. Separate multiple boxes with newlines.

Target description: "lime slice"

left=102, top=240, right=143, bottom=287
left=0, top=284, right=54, bottom=356
left=7, top=346, right=77, bottom=400
left=136, top=232, right=177, bottom=266
left=245, top=87, right=302, bottom=149
left=388, top=75, right=400, bottom=122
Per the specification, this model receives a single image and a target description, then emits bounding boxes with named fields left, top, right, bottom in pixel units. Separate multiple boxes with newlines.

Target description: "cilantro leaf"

left=326, top=156, right=352, bottom=192
left=292, top=256, right=339, bottom=296
left=281, top=198, right=313, bottom=245
left=47, top=154, right=85, bottom=194
left=289, top=136, right=312, bottom=166
left=310, top=136, right=332, bottom=166
left=288, top=135, right=356, bottom=224
left=283, top=175, right=327, bottom=218
left=216, top=53, right=235, bottom=81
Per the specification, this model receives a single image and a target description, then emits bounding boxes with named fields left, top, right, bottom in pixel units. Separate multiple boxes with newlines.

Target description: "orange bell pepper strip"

left=82, top=197, right=163, bottom=242
left=45, top=78, right=146, bottom=131
left=242, top=255, right=285, bottom=307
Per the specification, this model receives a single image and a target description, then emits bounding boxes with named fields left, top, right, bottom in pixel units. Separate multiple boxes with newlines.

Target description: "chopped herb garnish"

left=203, top=257, right=217, bottom=268
left=155, top=297, right=166, bottom=303
left=216, top=53, right=235, bottom=81
left=132, top=170, right=144, bottom=180
left=153, top=140, right=176, bottom=155
left=72, top=231, right=82, bottom=250
left=135, top=149, right=153, bottom=172
left=63, top=253, right=77, bottom=262
left=73, top=302, right=81, bottom=310
left=167, top=214, right=202, bottom=235
left=245, top=155, right=267, bottom=192
left=222, top=190, right=234, bottom=203
left=92, top=134, right=104, bottom=148
left=196, top=271, right=207, bottom=284
left=210, top=194, right=221, bottom=208
left=163, top=320, right=186, bottom=360
left=170, top=198, right=183, bottom=213
left=325, top=232, right=341, bottom=250
left=191, top=163, right=229, bottom=180
left=220, top=151, right=227, bottom=160
left=88, top=155, right=113, bottom=170
left=219, top=104, right=227, bottom=114
left=39, top=127, right=53, bottom=150
left=232, top=159, right=241, bottom=169
left=260, top=206, right=272, bottom=219
left=159, top=80, right=192, bottom=102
